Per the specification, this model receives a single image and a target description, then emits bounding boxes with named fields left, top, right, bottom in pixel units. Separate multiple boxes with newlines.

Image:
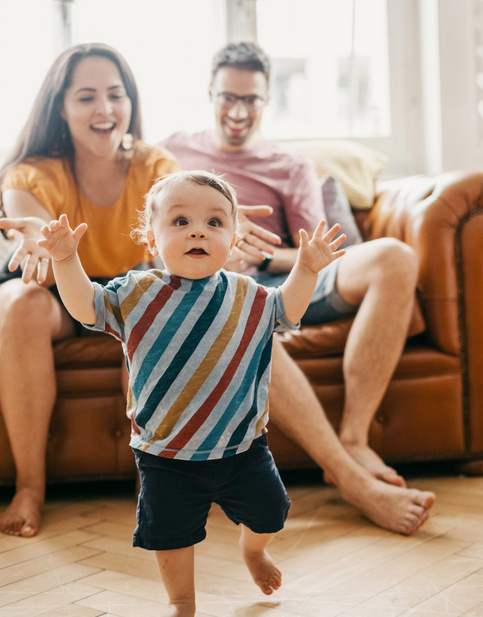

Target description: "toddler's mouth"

left=187, top=248, right=207, bottom=255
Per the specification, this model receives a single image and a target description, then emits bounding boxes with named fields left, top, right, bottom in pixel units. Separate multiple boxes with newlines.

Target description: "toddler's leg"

left=155, top=545, right=196, bottom=617
left=239, top=525, right=281, bottom=595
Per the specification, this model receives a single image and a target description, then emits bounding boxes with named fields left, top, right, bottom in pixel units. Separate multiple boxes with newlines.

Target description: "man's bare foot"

left=338, top=443, right=406, bottom=487
left=456, top=459, right=483, bottom=476
left=242, top=548, right=282, bottom=595
left=339, top=473, right=435, bottom=535
left=0, top=486, right=44, bottom=537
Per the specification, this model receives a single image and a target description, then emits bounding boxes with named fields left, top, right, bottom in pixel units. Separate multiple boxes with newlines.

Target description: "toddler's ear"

left=147, top=230, right=159, bottom=256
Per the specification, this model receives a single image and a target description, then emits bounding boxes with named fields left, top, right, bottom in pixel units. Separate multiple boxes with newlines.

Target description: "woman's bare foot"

left=242, top=548, right=282, bottom=595
left=339, top=442, right=406, bottom=487
left=0, top=486, right=44, bottom=537
left=340, top=473, right=436, bottom=535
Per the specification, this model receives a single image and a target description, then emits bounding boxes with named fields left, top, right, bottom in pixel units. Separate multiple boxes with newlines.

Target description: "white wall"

left=436, top=0, right=483, bottom=171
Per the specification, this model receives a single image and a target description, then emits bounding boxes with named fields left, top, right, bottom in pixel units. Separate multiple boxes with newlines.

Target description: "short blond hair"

left=132, top=170, right=238, bottom=246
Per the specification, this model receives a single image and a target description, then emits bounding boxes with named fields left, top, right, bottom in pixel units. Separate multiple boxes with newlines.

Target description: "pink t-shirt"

left=160, top=130, right=325, bottom=248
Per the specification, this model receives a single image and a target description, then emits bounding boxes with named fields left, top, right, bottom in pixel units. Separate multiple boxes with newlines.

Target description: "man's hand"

left=297, top=220, right=346, bottom=274
left=38, top=214, right=88, bottom=265
left=233, top=205, right=281, bottom=264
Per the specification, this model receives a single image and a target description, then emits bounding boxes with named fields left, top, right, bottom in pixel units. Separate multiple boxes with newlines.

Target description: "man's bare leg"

left=336, top=239, right=418, bottom=485
left=269, top=336, right=435, bottom=535
left=0, top=281, right=75, bottom=537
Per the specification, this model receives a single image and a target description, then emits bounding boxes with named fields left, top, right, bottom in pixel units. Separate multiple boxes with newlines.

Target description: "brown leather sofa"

left=1, top=169, right=482, bottom=484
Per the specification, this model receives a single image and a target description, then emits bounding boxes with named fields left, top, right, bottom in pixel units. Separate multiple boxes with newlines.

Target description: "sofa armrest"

left=370, top=170, right=483, bottom=357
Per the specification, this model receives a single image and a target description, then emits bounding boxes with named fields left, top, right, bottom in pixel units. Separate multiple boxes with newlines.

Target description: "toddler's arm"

left=280, top=220, right=346, bottom=324
left=37, top=214, right=96, bottom=325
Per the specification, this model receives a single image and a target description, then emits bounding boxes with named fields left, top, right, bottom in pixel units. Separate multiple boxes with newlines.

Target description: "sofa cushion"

left=321, top=174, right=363, bottom=247
left=54, top=334, right=123, bottom=368
left=280, top=139, right=388, bottom=209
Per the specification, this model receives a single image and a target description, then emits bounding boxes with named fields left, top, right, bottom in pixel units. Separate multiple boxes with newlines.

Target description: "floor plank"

left=1, top=472, right=483, bottom=616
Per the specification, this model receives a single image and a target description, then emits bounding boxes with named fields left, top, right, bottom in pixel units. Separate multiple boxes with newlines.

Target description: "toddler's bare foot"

left=242, top=548, right=282, bottom=595
left=0, top=486, right=44, bottom=537
left=164, top=603, right=195, bottom=617
left=340, top=442, right=406, bottom=487
left=340, top=473, right=436, bottom=535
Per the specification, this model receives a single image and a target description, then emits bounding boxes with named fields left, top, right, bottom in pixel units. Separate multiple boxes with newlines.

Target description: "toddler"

left=38, top=170, right=345, bottom=617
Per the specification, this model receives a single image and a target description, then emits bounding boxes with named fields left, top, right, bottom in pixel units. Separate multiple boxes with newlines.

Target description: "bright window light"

left=256, top=0, right=391, bottom=139
left=72, top=0, right=224, bottom=144
left=0, top=0, right=391, bottom=161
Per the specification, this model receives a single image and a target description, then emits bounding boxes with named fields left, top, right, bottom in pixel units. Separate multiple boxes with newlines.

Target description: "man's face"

left=210, top=67, right=269, bottom=151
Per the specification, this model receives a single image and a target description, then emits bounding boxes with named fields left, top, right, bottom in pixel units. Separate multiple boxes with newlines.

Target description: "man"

left=159, top=42, right=435, bottom=535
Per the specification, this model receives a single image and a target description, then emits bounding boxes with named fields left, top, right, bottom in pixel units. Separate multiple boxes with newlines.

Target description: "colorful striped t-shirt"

left=88, top=268, right=297, bottom=461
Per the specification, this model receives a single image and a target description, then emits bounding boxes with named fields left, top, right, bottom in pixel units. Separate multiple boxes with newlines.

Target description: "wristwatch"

left=257, top=253, right=273, bottom=271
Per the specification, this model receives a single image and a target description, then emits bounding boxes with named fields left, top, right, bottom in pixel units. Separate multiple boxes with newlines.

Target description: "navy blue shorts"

left=133, top=435, right=291, bottom=551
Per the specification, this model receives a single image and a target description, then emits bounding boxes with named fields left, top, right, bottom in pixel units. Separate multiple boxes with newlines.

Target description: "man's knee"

left=337, top=239, right=418, bottom=304
left=354, top=238, right=418, bottom=284
left=376, top=238, right=418, bottom=286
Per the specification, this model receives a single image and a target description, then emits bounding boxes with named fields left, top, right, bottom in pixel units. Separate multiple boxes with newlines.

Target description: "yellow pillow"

left=278, top=139, right=388, bottom=210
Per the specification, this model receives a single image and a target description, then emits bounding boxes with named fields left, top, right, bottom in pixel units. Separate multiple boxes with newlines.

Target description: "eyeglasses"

left=214, top=91, right=267, bottom=112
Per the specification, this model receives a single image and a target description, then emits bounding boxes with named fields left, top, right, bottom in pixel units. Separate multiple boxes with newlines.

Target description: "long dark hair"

left=0, top=42, right=143, bottom=209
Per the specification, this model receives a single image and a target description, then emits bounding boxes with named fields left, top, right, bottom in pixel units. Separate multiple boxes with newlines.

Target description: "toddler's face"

left=147, top=181, right=237, bottom=279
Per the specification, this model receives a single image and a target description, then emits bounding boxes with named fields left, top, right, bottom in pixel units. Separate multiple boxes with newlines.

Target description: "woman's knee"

left=0, top=282, right=58, bottom=332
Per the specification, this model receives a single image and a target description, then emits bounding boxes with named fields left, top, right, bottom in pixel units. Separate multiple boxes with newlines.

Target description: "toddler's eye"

left=173, top=217, right=188, bottom=226
left=208, top=219, right=221, bottom=227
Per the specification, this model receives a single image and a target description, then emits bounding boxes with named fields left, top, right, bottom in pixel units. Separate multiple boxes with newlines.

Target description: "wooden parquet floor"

left=1, top=471, right=483, bottom=616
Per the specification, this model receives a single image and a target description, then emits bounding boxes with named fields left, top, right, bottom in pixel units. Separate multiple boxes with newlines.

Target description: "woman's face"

left=61, top=55, right=132, bottom=160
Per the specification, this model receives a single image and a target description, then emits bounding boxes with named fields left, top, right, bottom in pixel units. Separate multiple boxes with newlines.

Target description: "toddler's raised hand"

left=38, top=214, right=88, bottom=263
left=298, top=219, right=346, bottom=274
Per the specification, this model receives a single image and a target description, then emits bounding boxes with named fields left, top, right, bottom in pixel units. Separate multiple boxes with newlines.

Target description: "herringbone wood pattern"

left=1, top=470, right=483, bottom=616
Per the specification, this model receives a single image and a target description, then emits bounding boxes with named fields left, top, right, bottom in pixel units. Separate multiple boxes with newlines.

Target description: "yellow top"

left=1, top=142, right=180, bottom=277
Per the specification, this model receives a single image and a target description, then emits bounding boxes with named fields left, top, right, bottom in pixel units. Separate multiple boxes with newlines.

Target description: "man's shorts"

left=133, top=435, right=291, bottom=551
left=252, top=257, right=358, bottom=326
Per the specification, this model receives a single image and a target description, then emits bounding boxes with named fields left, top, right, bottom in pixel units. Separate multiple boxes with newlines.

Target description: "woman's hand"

left=0, top=216, right=53, bottom=284
left=230, top=205, right=282, bottom=269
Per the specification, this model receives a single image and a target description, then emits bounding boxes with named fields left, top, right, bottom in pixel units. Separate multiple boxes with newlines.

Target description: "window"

left=0, top=0, right=391, bottom=150
left=0, top=0, right=444, bottom=176
left=0, top=0, right=225, bottom=162
left=0, top=0, right=55, bottom=155
left=255, top=0, right=391, bottom=140
left=71, top=0, right=225, bottom=143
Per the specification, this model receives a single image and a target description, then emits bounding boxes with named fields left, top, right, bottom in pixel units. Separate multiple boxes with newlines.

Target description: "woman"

left=0, top=42, right=276, bottom=537
left=0, top=43, right=182, bottom=537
